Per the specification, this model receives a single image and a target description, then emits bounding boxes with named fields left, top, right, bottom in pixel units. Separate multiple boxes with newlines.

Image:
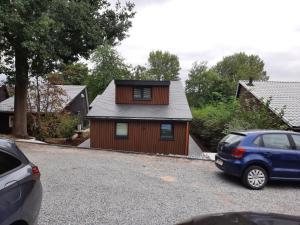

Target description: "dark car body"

left=0, top=139, right=42, bottom=225
left=215, top=130, right=300, bottom=189
left=177, top=212, right=300, bottom=225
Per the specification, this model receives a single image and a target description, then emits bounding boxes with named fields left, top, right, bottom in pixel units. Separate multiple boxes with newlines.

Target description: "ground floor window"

left=160, top=123, right=174, bottom=140
left=116, top=122, right=128, bottom=138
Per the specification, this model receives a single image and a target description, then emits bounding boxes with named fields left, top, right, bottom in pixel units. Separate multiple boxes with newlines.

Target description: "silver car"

left=0, top=139, right=42, bottom=225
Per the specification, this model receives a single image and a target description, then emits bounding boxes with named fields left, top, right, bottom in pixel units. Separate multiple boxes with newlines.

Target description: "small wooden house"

left=87, top=80, right=192, bottom=155
left=0, top=85, right=89, bottom=134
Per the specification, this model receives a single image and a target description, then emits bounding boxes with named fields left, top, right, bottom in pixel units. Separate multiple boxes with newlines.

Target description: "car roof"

left=232, top=130, right=300, bottom=136
left=0, top=139, right=29, bottom=163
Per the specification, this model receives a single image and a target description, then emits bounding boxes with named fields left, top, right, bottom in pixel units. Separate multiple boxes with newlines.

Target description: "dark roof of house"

left=0, top=85, right=86, bottom=113
left=237, top=80, right=300, bottom=128
left=87, top=80, right=192, bottom=121
left=114, top=80, right=170, bottom=87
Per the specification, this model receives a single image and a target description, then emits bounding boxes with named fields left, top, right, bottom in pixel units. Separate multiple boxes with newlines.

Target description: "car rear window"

left=221, top=134, right=245, bottom=145
left=0, top=150, right=21, bottom=175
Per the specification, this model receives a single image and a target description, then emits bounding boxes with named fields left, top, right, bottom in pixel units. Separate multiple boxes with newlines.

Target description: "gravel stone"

left=18, top=142, right=300, bottom=225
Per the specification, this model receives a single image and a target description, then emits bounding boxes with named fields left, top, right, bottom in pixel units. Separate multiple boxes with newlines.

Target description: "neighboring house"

left=236, top=80, right=300, bottom=131
left=0, top=85, right=89, bottom=134
left=0, top=85, right=9, bottom=103
left=87, top=80, right=192, bottom=155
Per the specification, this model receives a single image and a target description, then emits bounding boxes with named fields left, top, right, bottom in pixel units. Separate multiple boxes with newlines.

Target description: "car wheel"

left=242, top=166, right=268, bottom=190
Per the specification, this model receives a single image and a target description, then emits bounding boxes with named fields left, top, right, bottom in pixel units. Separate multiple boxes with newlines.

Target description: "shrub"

left=29, top=112, right=78, bottom=141
left=190, top=99, right=238, bottom=152
left=191, top=98, right=288, bottom=152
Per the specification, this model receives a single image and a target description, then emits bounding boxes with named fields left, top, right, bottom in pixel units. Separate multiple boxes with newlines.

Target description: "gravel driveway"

left=18, top=142, right=300, bottom=225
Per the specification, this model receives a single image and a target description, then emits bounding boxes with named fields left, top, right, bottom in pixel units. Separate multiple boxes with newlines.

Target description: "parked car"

left=177, top=212, right=300, bottom=225
left=0, top=139, right=42, bottom=225
left=215, top=130, right=300, bottom=189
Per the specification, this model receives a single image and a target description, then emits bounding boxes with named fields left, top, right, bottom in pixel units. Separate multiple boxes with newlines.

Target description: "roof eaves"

left=86, top=115, right=192, bottom=121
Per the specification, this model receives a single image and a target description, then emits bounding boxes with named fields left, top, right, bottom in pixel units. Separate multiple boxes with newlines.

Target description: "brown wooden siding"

left=90, top=119, right=189, bottom=155
left=115, top=86, right=169, bottom=105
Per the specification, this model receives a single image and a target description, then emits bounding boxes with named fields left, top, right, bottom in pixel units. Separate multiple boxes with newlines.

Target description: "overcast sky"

left=117, top=0, right=300, bottom=81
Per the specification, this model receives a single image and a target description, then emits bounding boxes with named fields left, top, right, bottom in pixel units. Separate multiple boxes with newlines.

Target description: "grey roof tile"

left=0, top=85, right=86, bottom=113
left=239, top=81, right=300, bottom=127
left=87, top=81, right=192, bottom=121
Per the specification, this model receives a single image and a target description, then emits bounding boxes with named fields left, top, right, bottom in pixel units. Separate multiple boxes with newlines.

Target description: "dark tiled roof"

left=115, top=80, right=170, bottom=86
left=87, top=81, right=192, bottom=121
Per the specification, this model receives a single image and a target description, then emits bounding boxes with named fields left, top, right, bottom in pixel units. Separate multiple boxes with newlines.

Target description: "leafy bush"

left=223, top=98, right=288, bottom=134
left=191, top=99, right=238, bottom=152
left=29, top=112, right=78, bottom=141
left=191, top=98, right=288, bottom=152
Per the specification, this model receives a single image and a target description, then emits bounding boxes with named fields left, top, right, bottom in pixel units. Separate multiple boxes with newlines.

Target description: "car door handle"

left=5, top=180, right=17, bottom=188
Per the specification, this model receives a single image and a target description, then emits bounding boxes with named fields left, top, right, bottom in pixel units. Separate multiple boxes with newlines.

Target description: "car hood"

left=177, top=212, right=300, bottom=225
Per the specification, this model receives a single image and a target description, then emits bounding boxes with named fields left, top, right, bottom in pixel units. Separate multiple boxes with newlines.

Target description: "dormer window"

left=133, top=87, right=152, bottom=100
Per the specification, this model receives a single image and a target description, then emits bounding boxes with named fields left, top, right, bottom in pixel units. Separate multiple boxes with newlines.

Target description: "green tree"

left=213, top=52, right=269, bottom=94
left=86, top=44, right=132, bottom=101
left=131, top=65, right=152, bottom=80
left=0, top=0, right=135, bottom=137
left=185, top=62, right=232, bottom=107
left=52, top=63, right=89, bottom=85
left=147, top=50, right=181, bottom=80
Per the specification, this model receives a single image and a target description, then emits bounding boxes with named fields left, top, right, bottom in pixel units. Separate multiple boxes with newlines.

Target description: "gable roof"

left=0, top=85, right=86, bottom=113
left=87, top=80, right=192, bottom=121
left=237, top=80, right=300, bottom=128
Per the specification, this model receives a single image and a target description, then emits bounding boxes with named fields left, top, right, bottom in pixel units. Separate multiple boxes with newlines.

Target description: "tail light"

left=231, top=148, right=245, bottom=159
left=32, top=166, right=41, bottom=176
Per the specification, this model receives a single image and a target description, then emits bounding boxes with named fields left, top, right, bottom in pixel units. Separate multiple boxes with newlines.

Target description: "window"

left=221, top=134, right=245, bottom=146
left=291, top=135, right=300, bottom=150
left=253, top=136, right=262, bottom=146
left=133, top=87, right=151, bottom=100
left=160, top=123, right=174, bottom=140
left=9, top=115, right=14, bottom=128
left=0, top=151, right=21, bottom=175
left=262, top=134, right=291, bottom=150
left=116, top=123, right=128, bottom=138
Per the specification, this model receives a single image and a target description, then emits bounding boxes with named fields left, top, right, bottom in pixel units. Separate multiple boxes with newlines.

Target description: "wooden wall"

left=115, top=86, right=169, bottom=105
left=90, top=119, right=189, bottom=155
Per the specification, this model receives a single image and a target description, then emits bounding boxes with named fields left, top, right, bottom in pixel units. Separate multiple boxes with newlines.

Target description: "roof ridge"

left=239, top=80, right=300, bottom=83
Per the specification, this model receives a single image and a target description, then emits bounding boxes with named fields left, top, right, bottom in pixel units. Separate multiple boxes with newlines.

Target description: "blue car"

left=0, top=139, right=42, bottom=225
left=215, top=130, right=300, bottom=189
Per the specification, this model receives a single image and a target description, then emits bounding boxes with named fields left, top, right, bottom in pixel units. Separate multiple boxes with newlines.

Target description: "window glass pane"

left=133, top=88, right=142, bottom=99
left=143, top=88, right=151, bottom=99
left=262, top=134, right=291, bottom=150
left=221, top=134, right=245, bottom=145
left=253, top=136, right=261, bottom=146
left=0, top=151, right=21, bottom=175
left=116, top=123, right=128, bottom=137
left=291, top=135, right=300, bottom=150
left=161, top=124, right=173, bottom=139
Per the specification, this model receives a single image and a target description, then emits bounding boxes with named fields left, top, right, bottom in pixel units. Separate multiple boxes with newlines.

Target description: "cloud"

left=117, top=0, right=300, bottom=81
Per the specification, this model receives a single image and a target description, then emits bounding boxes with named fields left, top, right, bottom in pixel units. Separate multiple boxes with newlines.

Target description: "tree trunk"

left=13, top=47, right=29, bottom=138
